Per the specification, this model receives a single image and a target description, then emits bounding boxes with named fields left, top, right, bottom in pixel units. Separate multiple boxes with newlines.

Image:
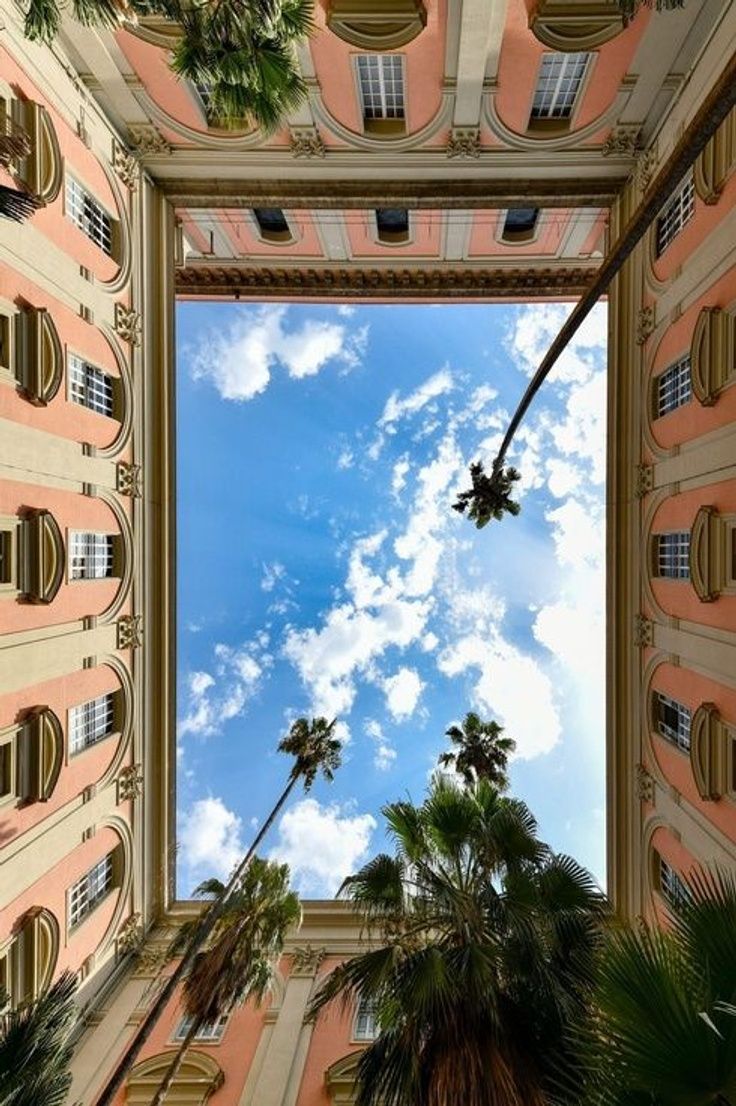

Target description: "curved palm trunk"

left=149, top=1016, right=201, bottom=1106
left=93, top=775, right=297, bottom=1106
left=494, top=52, right=736, bottom=473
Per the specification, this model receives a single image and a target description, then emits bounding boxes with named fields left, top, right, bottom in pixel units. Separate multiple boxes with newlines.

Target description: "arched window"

left=375, top=208, right=410, bottom=244
left=126, top=1051, right=224, bottom=1105
left=253, top=208, right=292, bottom=243
left=0, top=908, right=59, bottom=1009
left=501, top=208, right=539, bottom=244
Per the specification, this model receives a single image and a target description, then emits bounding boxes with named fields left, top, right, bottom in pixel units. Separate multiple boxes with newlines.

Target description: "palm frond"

left=0, top=972, right=77, bottom=1106
left=453, top=462, right=521, bottom=528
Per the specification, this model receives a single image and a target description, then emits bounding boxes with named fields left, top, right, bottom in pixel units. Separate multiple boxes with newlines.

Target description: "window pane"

left=656, top=532, right=690, bottom=579
left=655, top=692, right=691, bottom=752
left=531, top=53, right=590, bottom=120
left=357, top=55, right=405, bottom=121
left=503, top=208, right=539, bottom=235
left=656, top=356, right=691, bottom=417
left=656, top=175, right=695, bottom=256
left=69, top=532, right=114, bottom=580
left=69, top=694, right=115, bottom=754
left=253, top=208, right=289, bottom=236
left=68, top=853, right=114, bottom=928
left=65, top=177, right=113, bottom=256
left=376, top=208, right=409, bottom=235
left=68, top=354, right=114, bottom=417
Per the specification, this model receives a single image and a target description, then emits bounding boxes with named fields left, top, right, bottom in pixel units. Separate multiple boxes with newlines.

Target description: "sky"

left=175, top=299, right=607, bottom=899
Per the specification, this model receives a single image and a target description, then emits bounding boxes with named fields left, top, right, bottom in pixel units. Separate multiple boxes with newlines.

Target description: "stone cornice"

left=176, top=263, right=597, bottom=299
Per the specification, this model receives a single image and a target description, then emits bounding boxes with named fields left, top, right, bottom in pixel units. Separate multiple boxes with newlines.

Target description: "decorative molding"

left=117, top=614, right=143, bottom=650
left=326, top=0, right=426, bottom=50
left=636, top=306, right=655, bottom=345
left=118, top=763, right=144, bottom=801
left=116, top=913, right=144, bottom=956
left=636, top=145, right=658, bottom=192
left=446, top=127, right=481, bottom=159
left=127, top=124, right=172, bottom=157
left=176, top=264, right=597, bottom=299
left=635, top=763, right=655, bottom=804
left=291, top=944, right=327, bottom=976
left=528, top=0, right=624, bottom=51
left=634, top=615, right=653, bottom=648
left=133, top=943, right=170, bottom=978
left=602, top=125, right=642, bottom=158
left=691, top=306, right=733, bottom=406
left=114, top=303, right=142, bottom=346
left=117, top=461, right=142, bottom=497
left=289, top=126, right=325, bottom=159
left=112, top=140, right=140, bottom=189
left=635, top=463, right=653, bottom=497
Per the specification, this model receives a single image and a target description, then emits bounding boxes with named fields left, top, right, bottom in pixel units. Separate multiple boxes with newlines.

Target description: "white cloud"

left=506, top=302, right=606, bottom=385
left=190, top=305, right=369, bottom=401
left=338, top=448, right=355, bottom=470
left=179, top=797, right=244, bottom=888
left=391, top=457, right=410, bottom=498
left=261, top=561, right=286, bottom=592
left=382, top=667, right=424, bottom=721
left=337, top=305, right=356, bottom=317
left=269, top=799, right=375, bottom=895
left=365, top=719, right=396, bottom=771
left=178, top=637, right=271, bottom=737
left=379, top=368, right=454, bottom=429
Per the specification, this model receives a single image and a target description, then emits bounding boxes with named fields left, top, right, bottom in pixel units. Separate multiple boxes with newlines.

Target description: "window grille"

left=65, top=176, right=113, bottom=256
left=656, top=356, right=691, bottom=417
left=69, top=694, right=115, bottom=754
left=68, top=854, right=113, bottom=929
left=354, top=994, right=378, bottom=1041
left=69, top=531, right=114, bottom=580
left=655, top=532, right=690, bottom=579
left=530, top=52, right=590, bottom=120
left=68, top=354, right=114, bottom=417
left=658, top=856, right=690, bottom=909
left=654, top=692, right=691, bottom=752
left=655, top=175, right=695, bottom=256
left=174, top=1015, right=228, bottom=1042
left=357, top=55, right=405, bottom=121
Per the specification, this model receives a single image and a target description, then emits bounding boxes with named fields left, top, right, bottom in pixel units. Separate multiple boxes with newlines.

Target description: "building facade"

left=0, top=0, right=734, bottom=1102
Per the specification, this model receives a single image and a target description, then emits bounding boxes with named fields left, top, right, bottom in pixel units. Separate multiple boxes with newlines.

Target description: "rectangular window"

left=376, top=208, right=410, bottom=243
left=174, top=1015, right=228, bottom=1042
left=0, top=312, right=12, bottom=375
left=654, top=692, right=691, bottom=752
left=69, top=693, right=115, bottom=754
left=253, top=208, right=290, bottom=240
left=655, top=175, right=695, bottom=256
left=357, top=55, right=405, bottom=123
left=69, top=531, right=114, bottom=580
left=354, top=995, right=378, bottom=1041
left=68, top=354, right=114, bottom=417
left=656, top=355, right=692, bottom=417
left=0, top=731, right=14, bottom=802
left=655, top=532, right=690, bottom=579
left=68, top=854, right=114, bottom=929
left=658, top=856, right=689, bottom=909
left=65, top=176, right=113, bottom=257
left=530, top=52, right=590, bottom=122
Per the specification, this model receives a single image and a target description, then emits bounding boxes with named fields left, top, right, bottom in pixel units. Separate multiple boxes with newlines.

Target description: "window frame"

left=653, top=691, right=691, bottom=753
left=0, top=516, right=20, bottom=597
left=657, top=854, right=690, bottom=909
left=655, top=174, right=695, bottom=257
left=68, top=692, right=118, bottom=757
left=67, top=352, right=116, bottom=418
left=528, top=51, right=592, bottom=131
left=0, top=724, right=17, bottom=807
left=653, top=531, right=691, bottom=580
left=251, top=207, right=294, bottom=245
left=172, top=1014, right=229, bottom=1043
left=64, top=174, right=115, bottom=258
left=354, top=54, right=407, bottom=136
left=374, top=207, right=411, bottom=245
left=67, top=852, right=115, bottom=932
left=352, top=994, right=379, bottom=1042
left=654, top=354, right=692, bottom=418
left=0, top=303, right=14, bottom=382
left=68, top=530, right=116, bottom=581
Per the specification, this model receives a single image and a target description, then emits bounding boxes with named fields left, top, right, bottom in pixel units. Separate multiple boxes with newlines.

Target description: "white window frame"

left=0, top=724, right=17, bottom=807
left=68, top=353, right=115, bottom=417
left=173, top=1014, right=228, bottom=1043
left=68, top=693, right=116, bottom=755
left=355, top=55, right=406, bottom=125
left=658, top=856, right=690, bottom=909
left=530, top=52, right=591, bottom=123
left=69, top=531, right=115, bottom=580
left=654, top=692, right=691, bottom=752
left=655, top=175, right=695, bottom=257
left=65, top=175, right=114, bottom=257
left=655, top=531, right=691, bottom=579
left=353, top=994, right=378, bottom=1041
left=67, top=853, right=114, bottom=930
left=655, top=355, right=692, bottom=417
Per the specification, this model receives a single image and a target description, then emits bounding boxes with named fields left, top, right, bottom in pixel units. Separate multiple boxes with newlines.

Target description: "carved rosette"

left=128, top=124, right=172, bottom=157
left=635, top=763, right=655, bottom=804
left=117, top=614, right=143, bottom=650
left=633, top=614, right=653, bottom=648
left=117, top=461, right=142, bottom=497
left=635, top=463, right=653, bottom=498
left=636, top=306, right=655, bottom=346
left=118, top=763, right=144, bottom=802
left=113, top=140, right=140, bottom=189
left=291, top=944, right=327, bottom=976
left=602, top=125, right=642, bottom=158
left=290, top=127, right=325, bottom=159
left=117, top=913, right=144, bottom=956
left=447, top=128, right=481, bottom=159
left=114, top=302, right=142, bottom=346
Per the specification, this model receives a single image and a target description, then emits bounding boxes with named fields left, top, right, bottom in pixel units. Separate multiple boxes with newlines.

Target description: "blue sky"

left=176, top=300, right=607, bottom=898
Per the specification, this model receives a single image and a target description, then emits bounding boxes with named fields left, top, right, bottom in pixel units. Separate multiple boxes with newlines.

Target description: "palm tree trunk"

left=93, top=776, right=297, bottom=1106
left=149, top=1016, right=201, bottom=1106
left=494, top=51, right=736, bottom=473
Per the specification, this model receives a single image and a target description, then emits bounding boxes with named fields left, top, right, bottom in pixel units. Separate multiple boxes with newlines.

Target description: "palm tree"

left=150, top=858, right=300, bottom=1106
left=0, top=972, right=77, bottom=1106
left=0, top=185, right=40, bottom=223
left=455, top=50, right=736, bottom=528
left=617, top=0, right=685, bottom=18
left=438, top=711, right=516, bottom=790
left=567, top=867, right=736, bottom=1106
left=93, top=715, right=342, bottom=1106
left=308, top=778, right=607, bottom=1106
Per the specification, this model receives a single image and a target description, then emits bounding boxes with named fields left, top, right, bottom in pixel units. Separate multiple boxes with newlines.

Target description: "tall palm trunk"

left=93, top=776, right=297, bottom=1106
left=494, top=52, right=736, bottom=473
left=149, top=1015, right=201, bottom=1106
